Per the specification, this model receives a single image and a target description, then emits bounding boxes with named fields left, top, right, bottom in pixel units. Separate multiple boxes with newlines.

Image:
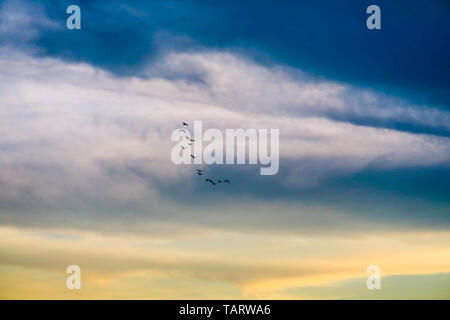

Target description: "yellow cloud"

left=0, top=225, right=449, bottom=299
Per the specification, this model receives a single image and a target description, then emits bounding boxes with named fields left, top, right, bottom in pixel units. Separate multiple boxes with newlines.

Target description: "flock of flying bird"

left=180, top=122, right=231, bottom=186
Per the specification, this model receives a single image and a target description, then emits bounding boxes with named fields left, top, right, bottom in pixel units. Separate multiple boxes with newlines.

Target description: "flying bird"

left=205, top=178, right=216, bottom=186
left=183, top=122, right=188, bottom=126
left=191, top=155, right=196, bottom=159
left=224, top=179, right=230, bottom=183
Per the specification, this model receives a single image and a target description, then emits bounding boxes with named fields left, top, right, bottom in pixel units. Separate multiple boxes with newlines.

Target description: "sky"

left=0, top=0, right=449, bottom=299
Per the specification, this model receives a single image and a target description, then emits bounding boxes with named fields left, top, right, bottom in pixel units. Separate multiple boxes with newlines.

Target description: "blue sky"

left=0, top=0, right=449, bottom=299
left=3, top=0, right=448, bottom=139
left=25, top=0, right=450, bottom=109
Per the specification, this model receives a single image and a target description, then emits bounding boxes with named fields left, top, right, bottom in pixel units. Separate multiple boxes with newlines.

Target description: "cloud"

left=0, top=2, right=449, bottom=299
left=0, top=225, right=449, bottom=298
left=0, top=49, right=449, bottom=235
left=150, top=51, right=450, bottom=136
left=279, top=273, right=450, bottom=299
left=2, top=0, right=449, bottom=107
left=0, top=0, right=59, bottom=50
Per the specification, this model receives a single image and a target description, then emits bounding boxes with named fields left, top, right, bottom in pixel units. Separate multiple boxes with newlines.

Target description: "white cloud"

left=0, top=49, right=449, bottom=233
left=0, top=0, right=59, bottom=47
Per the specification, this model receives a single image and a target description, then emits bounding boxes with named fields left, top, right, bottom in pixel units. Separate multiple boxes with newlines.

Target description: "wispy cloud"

left=0, top=0, right=59, bottom=51
left=0, top=50, right=449, bottom=235
left=1, top=226, right=449, bottom=299
left=0, top=0, right=449, bottom=299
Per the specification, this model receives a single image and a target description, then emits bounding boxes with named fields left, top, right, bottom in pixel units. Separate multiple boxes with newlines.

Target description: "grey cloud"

left=0, top=50, right=449, bottom=236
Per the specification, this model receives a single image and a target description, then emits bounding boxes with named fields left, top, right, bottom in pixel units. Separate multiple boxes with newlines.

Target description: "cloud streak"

left=0, top=49, right=449, bottom=235
left=1, top=226, right=449, bottom=298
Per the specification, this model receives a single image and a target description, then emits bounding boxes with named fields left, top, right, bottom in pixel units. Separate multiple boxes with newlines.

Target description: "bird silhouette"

left=224, top=179, right=230, bottom=183
left=191, top=155, right=196, bottom=159
left=217, top=179, right=222, bottom=183
left=188, top=142, right=193, bottom=146
left=197, top=172, right=202, bottom=175
left=205, top=178, right=216, bottom=185
left=183, top=122, right=188, bottom=126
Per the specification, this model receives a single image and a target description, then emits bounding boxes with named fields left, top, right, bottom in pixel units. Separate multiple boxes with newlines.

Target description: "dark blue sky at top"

left=15, top=0, right=450, bottom=109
